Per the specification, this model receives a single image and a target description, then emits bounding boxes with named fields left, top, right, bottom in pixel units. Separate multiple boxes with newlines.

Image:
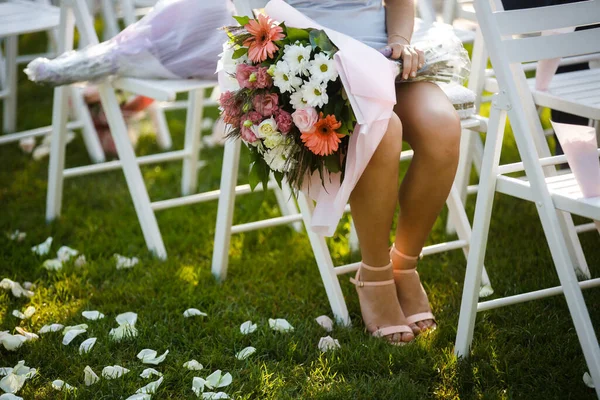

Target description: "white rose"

left=256, top=118, right=279, bottom=139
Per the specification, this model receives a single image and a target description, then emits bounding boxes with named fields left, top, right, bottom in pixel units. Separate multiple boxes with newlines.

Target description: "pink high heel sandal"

left=390, top=244, right=437, bottom=334
left=350, top=261, right=414, bottom=345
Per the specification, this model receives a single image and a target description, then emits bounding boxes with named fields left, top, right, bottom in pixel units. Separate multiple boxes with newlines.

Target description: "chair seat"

left=112, top=77, right=218, bottom=102
left=529, top=68, right=600, bottom=120
left=496, top=172, right=600, bottom=221
left=0, top=1, right=60, bottom=37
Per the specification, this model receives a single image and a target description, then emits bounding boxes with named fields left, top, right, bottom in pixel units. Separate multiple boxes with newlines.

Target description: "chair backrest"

left=474, top=0, right=600, bottom=159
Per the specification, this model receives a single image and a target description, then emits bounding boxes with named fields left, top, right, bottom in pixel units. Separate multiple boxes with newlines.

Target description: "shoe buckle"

left=359, top=281, right=364, bottom=287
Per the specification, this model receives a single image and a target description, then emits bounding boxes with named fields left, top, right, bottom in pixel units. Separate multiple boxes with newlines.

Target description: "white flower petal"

left=0, top=368, right=13, bottom=376
left=183, top=360, right=204, bottom=371
left=84, top=366, right=99, bottom=386
left=82, top=310, right=105, bottom=320
left=109, top=324, right=138, bottom=341
left=74, top=255, right=87, bottom=267
left=116, top=312, right=138, bottom=326
left=183, top=308, right=207, bottom=318
left=315, top=315, right=334, bottom=332
left=235, top=346, right=256, bottom=360
left=63, top=329, right=86, bottom=345
left=192, top=377, right=207, bottom=395
left=38, top=323, right=64, bottom=334
left=0, top=332, right=26, bottom=351
left=114, top=254, right=139, bottom=269
left=140, top=368, right=162, bottom=379
left=240, top=320, right=257, bottom=335
left=11, top=310, right=25, bottom=320
left=52, top=379, right=76, bottom=391
left=0, top=279, right=34, bottom=298
left=583, top=372, right=595, bottom=388
left=63, top=324, right=88, bottom=333
left=57, top=246, right=79, bottom=262
left=269, top=318, right=294, bottom=332
left=21, top=282, right=34, bottom=290
left=0, top=393, right=24, bottom=400
left=23, top=306, right=35, bottom=319
left=0, top=361, right=35, bottom=394
left=14, top=327, right=38, bottom=342
left=205, top=370, right=232, bottom=389
left=318, top=336, right=340, bottom=352
left=137, top=349, right=169, bottom=365
left=202, top=392, right=230, bottom=399
left=126, top=394, right=151, bottom=400
left=135, top=376, right=163, bottom=394
left=31, top=237, right=52, bottom=256
left=102, top=365, right=130, bottom=379
left=42, top=259, right=62, bottom=271
left=79, top=338, right=97, bottom=354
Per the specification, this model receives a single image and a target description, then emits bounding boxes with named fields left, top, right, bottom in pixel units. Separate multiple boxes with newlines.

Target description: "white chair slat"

left=112, top=78, right=218, bottom=102
left=0, top=2, right=59, bottom=37
left=492, top=0, right=600, bottom=36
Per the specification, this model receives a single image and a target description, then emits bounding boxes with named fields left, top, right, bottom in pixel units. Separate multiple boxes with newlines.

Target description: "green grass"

left=1, top=33, right=599, bottom=400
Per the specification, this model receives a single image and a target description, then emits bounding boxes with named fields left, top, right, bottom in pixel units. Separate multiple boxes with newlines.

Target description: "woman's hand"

left=388, top=42, right=425, bottom=81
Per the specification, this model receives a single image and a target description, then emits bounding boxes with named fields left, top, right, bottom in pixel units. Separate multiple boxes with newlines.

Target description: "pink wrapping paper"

left=264, top=0, right=398, bottom=236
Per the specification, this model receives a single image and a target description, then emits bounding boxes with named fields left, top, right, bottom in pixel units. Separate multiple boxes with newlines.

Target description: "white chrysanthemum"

left=308, top=52, right=338, bottom=83
left=283, top=44, right=312, bottom=76
left=301, top=80, right=329, bottom=108
left=264, top=141, right=297, bottom=172
left=273, top=61, right=303, bottom=93
left=289, top=90, right=309, bottom=110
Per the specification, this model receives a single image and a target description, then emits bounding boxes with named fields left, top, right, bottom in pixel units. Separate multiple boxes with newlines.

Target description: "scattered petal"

left=84, top=366, right=99, bottom=386
left=6, top=230, right=26, bottom=242
left=192, top=377, right=207, bottom=396
left=126, top=394, right=151, bottom=400
left=14, top=327, right=38, bottom=342
left=202, top=393, right=230, bottom=399
left=183, top=308, right=207, bottom=318
left=57, top=246, right=78, bottom=262
left=479, top=284, right=494, bottom=298
left=0, top=332, right=27, bottom=351
left=63, top=324, right=88, bottom=333
left=79, top=338, right=97, bottom=354
left=235, top=346, right=256, bottom=360
left=0, top=279, right=34, bottom=299
left=52, top=379, right=76, bottom=392
left=42, top=259, right=62, bottom=271
left=109, top=324, right=138, bottom=341
left=0, top=368, right=12, bottom=376
left=205, top=370, right=232, bottom=389
left=140, top=368, right=162, bottom=379
left=38, top=323, right=64, bottom=334
left=18, top=137, right=36, bottom=154
left=136, top=349, right=169, bottom=365
left=315, top=315, right=334, bottom=332
left=116, top=312, right=138, bottom=326
left=183, top=360, right=204, bottom=371
left=114, top=254, right=139, bottom=269
left=102, top=365, right=130, bottom=379
left=62, top=325, right=87, bottom=345
left=21, top=282, right=35, bottom=290
left=31, top=237, right=52, bottom=255
left=0, top=393, right=23, bottom=400
left=12, top=306, right=35, bottom=320
left=318, top=336, right=340, bottom=352
left=11, top=311, right=25, bottom=320
left=82, top=310, right=105, bottom=320
left=269, top=318, right=294, bottom=332
left=74, top=255, right=87, bottom=267
left=0, top=361, right=36, bottom=394
left=583, top=372, right=595, bottom=388
left=240, top=320, right=257, bottom=335
left=135, top=376, right=163, bottom=394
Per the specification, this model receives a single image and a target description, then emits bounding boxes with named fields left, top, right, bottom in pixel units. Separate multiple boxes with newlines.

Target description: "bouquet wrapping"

left=25, top=0, right=233, bottom=86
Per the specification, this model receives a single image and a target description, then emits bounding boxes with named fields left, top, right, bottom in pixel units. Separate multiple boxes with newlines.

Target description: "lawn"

left=1, top=31, right=599, bottom=399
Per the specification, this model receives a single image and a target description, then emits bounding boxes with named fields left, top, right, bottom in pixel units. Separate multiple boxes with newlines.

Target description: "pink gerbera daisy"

left=243, top=14, right=285, bottom=63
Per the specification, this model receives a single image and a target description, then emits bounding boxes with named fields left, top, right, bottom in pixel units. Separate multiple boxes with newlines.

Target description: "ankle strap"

left=349, top=262, right=395, bottom=287
left=390, top=244, right=423, bottom=261
left=360, top=261, right=393, bottom=271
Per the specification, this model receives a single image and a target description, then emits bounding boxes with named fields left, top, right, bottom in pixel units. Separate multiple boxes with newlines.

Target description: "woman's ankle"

left=390, top=243, right=419, bottom=270
left=359, top=261, right=394, bottom=281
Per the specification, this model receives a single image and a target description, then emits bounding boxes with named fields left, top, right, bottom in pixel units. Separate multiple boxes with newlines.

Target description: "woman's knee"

left=374, top=112, right=403, bottom=163
left=411, top=106, right=461, bottom=165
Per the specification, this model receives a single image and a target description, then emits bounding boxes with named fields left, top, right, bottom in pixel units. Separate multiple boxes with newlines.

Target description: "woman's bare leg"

left=349, top=112, right=414, bottom=343
left=393, top=81, right=462, bottom=332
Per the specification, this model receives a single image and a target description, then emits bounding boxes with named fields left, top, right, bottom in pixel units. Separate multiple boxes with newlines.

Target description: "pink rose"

left=252, top=93, right=279, bottom=117
left=236, top=64, right=258, bottom=89
left=219, top=91, right=241, bottom=126
left=255, top=67, right=273, bottom=89
left=240, top=125, right=258, bottom=143
left=275, top=110, right=293, bottom=134
left=246, top=111, right=263, bottom=125
left=292, top=107, right=319, bottom=133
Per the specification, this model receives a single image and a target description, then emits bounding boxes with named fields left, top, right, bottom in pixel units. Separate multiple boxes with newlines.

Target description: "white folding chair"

left=212, top=0, right=493, bottom=323
left=47, top=0, right=297, bottom=260
left=417, top=0, right=476, bottom=43
left=454, top=0, right=600, bottom=395
left=0, top=0, right=105, bottom=163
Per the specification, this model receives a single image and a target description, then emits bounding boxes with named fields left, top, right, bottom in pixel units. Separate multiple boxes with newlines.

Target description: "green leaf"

left=286, top=27, right=310, bottom=42
left=324, top=155, right=341, bottom=173
left=273, top=171, right=284, bottom=189
left=232, top=47, right=248, bottom=60
left=309, top=30, right=335, bottom=52
left=248, top=161, right=261, bottom=191
left=233, top=15, right=250, bottom=26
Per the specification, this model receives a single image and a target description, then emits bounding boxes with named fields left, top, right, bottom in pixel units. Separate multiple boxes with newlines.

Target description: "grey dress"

left=284, top=0, right=388, bottom=50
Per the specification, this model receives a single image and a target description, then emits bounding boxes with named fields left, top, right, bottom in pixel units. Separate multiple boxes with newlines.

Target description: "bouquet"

left=218, top=14, right=470, bottom=191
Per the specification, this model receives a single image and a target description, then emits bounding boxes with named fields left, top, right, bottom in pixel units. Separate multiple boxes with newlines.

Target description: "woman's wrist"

left=388, top=33, right=411, bottom=45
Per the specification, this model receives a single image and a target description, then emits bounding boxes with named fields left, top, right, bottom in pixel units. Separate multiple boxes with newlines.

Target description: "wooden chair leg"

left=181, top=89, right=203, bottom=196
left=212, top=138, right=242, bottom=281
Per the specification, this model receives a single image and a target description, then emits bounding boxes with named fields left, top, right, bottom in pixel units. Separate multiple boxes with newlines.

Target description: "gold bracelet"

left=388, top=34, right=410, bottom=45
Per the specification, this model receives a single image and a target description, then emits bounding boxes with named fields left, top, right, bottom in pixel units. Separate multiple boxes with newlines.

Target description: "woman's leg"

left=349, top=112, right=414, bottom=343
left=393, top=81, right=462, bottom=331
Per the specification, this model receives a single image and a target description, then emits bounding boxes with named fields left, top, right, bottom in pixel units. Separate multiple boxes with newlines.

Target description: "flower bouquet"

left=218, top=13, right=470, bottom=192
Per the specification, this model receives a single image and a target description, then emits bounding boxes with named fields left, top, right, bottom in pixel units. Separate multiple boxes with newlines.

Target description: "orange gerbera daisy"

left=301, top=113, right=345, bottom=156
left=243, top=14, right=285, bottom=63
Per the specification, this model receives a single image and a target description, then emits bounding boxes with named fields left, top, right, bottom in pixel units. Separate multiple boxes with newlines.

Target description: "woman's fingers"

left=416, top=48, right=425, bottom=70
left=390, top=43, right=404, bottom=60
left=409, top=47, right=419, bottom=78
left=401, top=47, right=413, bottom=80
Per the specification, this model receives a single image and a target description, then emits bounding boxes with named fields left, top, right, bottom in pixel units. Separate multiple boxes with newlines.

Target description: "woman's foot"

left=351, top=261, right=415, bottom=345
left=390, top=244, right=437, bottom=335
